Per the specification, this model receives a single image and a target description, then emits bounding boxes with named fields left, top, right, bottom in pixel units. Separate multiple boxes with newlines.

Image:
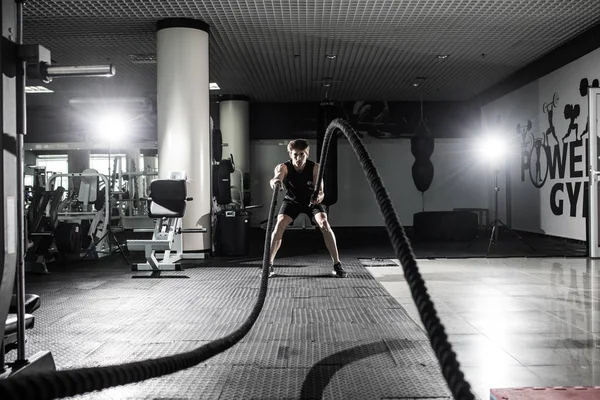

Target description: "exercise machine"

left=24, top=185, right=67, bottom=273
left=117, top=170, right=159, bottom=230
left=213, top=157, right=261, bottom=256
left=48, top=170, right=112, bottom=258
left=127, top=172, right=206, bottom=278
left=1, top=0, right=115, bottom=381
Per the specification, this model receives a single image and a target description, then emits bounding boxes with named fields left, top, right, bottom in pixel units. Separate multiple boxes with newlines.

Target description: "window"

left=89, top=153, right=127, bottom=177
left=24, top=174, right=33, bottom=187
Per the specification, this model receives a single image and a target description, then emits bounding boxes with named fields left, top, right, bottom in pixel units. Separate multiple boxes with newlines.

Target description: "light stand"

left=484, top=167, right=535, bottom=255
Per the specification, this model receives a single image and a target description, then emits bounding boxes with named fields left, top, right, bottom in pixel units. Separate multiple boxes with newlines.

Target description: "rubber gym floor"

left=6, top=227, right=592, bottom=399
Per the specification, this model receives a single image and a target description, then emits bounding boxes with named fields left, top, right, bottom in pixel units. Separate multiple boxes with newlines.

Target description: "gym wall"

left=249, top=137, right=488, bottom=228
left=245, top=100, right=481, bottom=140
left=480, top=45, right=600, bottom=241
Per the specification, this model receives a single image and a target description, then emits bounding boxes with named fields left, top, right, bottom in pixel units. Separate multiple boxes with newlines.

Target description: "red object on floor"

left=490, top=387, right=600, bottom=399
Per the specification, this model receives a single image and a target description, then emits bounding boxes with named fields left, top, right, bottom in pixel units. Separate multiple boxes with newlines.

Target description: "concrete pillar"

left=156, top=18, right=211, bottom=254
left=219, top=95, right=250, bottom=204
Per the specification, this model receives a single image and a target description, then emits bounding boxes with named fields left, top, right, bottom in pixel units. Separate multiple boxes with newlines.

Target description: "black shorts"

left=279, top=199, right=327, bottom=221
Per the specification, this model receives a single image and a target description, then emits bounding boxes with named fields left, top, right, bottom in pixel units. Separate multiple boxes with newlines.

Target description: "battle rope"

left=312, top=118, right=474, bottom=400
left=0, top=183, right=282, bottom=400
left=1, top=117, right=473, bottom=400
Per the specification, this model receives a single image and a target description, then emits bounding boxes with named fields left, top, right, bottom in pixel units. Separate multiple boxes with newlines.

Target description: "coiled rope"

left=0, top=117, right=473, bottom=400
left=313, top=118, right=473, bottom=400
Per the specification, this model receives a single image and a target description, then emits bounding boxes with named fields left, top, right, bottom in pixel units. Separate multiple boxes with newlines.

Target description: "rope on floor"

left=0, top=185, right=282, bottom=400
left=313, top=118, right=474, bottom=400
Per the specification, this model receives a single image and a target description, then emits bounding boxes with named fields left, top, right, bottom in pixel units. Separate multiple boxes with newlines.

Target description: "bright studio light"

left=477, top=134, right=508, bottom=163
left=94, top=113, right=127, bottom=142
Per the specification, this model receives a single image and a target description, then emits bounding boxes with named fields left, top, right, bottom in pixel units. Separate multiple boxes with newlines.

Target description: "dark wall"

left=473, top=21, right=600, bottom=107
left=25, top=99, right=481, bottom=144
left=216, top=100, right=481, bottom=141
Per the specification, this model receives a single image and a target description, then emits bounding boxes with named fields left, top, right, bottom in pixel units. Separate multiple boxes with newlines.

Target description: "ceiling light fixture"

left=436, top=54, right=450, bottom=59
left=69, top=97, right=153, bottom=111
left=210, top=82, right=220, bottom=90
left=326, top=54, right=337, bottom=59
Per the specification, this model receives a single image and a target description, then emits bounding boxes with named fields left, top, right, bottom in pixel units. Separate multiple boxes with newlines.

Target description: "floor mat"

left=6, top=254, right=459, bottom=399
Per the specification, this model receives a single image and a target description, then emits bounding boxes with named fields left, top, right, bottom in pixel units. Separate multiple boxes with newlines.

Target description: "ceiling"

left=21, top=0, right=600, bottom=107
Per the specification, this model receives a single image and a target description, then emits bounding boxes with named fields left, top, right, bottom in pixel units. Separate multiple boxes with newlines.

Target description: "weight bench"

left=127, top=172, right=206, bottom=278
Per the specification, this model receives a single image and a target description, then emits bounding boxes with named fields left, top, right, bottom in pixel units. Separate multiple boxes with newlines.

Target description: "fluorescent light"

left=26, top=86, right=53, bottom=93
left=210, top=82, right=220, bottom=90
left=69, top=97, right=152, bottom=111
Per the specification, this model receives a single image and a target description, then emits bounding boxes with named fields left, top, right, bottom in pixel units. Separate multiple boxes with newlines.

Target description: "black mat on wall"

left=412, top=211, right=479, bottom=242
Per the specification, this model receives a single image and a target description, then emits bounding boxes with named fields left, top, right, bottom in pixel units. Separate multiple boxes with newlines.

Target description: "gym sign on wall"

left=519, top=78, right=599, bottom=218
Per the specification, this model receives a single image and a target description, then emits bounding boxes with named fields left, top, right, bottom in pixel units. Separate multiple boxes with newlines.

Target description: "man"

left=266, top=139, right=347, bottom=278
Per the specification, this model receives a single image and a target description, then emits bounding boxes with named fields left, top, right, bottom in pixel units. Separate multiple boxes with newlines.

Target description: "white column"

left=219, top=96, right=250, bottom=204
left=157, top=18, right=211, bottom=254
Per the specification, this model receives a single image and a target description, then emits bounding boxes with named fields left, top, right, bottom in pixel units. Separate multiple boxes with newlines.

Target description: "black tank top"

left=283, top=160, right=315, bottom=205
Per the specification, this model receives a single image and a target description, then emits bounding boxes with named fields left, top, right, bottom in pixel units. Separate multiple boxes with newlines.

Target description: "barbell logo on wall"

left=518, top=78, right=600, bottom=217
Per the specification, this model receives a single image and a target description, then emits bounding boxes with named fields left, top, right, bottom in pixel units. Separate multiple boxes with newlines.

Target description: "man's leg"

left=314, top=211, right=347, bottom=277
left=270, top=214, right=293, bottom=265
left=314, top=212, right=340, bottom=263
left=262, top=200, right=298, bottom=277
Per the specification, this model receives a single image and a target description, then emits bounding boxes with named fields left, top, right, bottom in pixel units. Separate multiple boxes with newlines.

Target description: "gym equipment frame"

left=46, top=171, right=115, bottom=258
left=1, top=0, right=115, bottom=381
left=127, top=172, right=206, bottom=278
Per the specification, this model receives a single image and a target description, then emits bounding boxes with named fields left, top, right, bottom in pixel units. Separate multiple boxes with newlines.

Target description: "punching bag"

left=317, top=101, right=338, bottom=206
left=410, top=121, right=435, bottom=194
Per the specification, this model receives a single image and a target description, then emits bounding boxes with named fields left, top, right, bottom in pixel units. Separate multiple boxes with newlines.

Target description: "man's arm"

left=270, top=163, right=287, bottom=190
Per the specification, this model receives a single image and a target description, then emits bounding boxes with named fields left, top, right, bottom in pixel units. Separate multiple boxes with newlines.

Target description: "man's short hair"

left=287, top=139, right=309, bottom=153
